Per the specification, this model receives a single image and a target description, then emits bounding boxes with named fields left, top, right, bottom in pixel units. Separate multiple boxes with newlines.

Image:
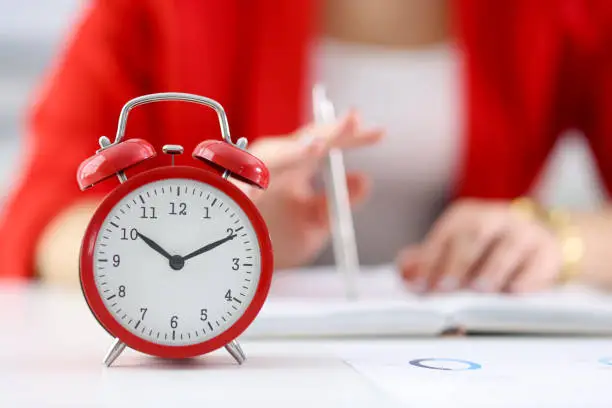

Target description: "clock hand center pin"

left=169, top=255, right=185, bottom=271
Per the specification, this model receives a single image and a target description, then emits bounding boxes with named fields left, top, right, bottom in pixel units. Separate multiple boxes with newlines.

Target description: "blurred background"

left=0, top=0, right=79, bottom=194
left=0, top=0, right=605, bottom=208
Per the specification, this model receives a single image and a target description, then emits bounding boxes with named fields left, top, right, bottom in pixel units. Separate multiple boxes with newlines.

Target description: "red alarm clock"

left=77, top=93, right=273, bottom=367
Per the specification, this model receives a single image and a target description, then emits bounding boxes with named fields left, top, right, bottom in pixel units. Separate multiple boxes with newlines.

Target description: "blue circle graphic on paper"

left=598, top=357, right=612, bottom=366
left=409, top=358, right=482, bottom=371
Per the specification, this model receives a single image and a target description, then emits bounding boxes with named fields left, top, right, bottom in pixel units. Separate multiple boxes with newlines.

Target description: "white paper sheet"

left=340, top=338, right=612, bottom=408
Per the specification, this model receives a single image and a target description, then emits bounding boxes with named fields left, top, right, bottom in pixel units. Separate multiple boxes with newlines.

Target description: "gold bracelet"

left=510, top=197, right=584, bottom=283
left=547, top=208, right=584, bottom=283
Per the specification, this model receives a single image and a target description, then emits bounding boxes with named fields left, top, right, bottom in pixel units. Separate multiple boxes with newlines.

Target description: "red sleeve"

left=571, top=1, right=612, bottom=194
left=0, top=0, right=153, bottom=279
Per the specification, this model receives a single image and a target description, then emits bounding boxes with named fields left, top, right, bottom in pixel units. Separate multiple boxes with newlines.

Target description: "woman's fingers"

left=247, top=133, right=325, bottom=173
left=400, top=199, right=565, bottom=295
left=319, top=110, right=384, bottom=149
left=435, top=235, right=478, bottom=291
left=410, top=209, right=456, bottom=291
left=468, top=225, right=538, bottom=292
left=249, top=111, right=382, bottom=174
left=411, top=202, right=498, bottom=292
left=506, top=240, right=563, bottom=293
left=345, top=172, right=371, bottom=205
left=396, top=246, right=422, bottom=283
left=403, top=201, right=513, bottom=293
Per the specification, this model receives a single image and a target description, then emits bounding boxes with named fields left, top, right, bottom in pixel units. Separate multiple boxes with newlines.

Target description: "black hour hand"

left=135, top=230, right=173, bottom=261
left=183, top=233, right=237, bottom=262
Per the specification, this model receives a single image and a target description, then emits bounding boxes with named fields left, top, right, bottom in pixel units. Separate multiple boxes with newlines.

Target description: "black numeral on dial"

left=113, top=254, right=120, bottom=267
left=170, top=315, right=179, bottom=328
left=140, top=206, right=157, bottom=219
left=200, top=309, right=208, bottom=321
left=232, top=258, right=239, bottom=270
left=169, top=202, right=187, bottom=216
left=118, top=285, right=126, bottom=298
left=140, top=308, right=148, bottom=320
left=121, top=228, right=138, bottom=240
left=225, top=290, right=232, bottom=302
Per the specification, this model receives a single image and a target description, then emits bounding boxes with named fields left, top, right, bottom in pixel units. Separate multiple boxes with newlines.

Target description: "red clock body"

left=80, top=165, right=273, bottom=359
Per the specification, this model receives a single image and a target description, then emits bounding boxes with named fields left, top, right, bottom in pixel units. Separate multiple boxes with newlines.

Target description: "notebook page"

left=244, top=265, right=612, bottom=338
left=445, top=286, right=612, bottom=335
left=244, top=265, right=448, bottom=338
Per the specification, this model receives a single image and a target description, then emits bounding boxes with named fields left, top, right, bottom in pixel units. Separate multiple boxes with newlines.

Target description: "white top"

left=311, top=38, right=463, bottom=265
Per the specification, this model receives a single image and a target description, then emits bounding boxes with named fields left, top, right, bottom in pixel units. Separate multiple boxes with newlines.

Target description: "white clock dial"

left=92, top=178, right=261, bottom=346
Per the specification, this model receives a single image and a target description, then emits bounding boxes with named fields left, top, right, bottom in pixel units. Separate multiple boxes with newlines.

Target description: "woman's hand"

left=397, top=199, right=563, bottom=294
left=241, top=111, right=383, bottom=270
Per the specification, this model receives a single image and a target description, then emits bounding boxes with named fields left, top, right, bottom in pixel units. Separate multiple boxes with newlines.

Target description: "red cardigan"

left=1, top=0, right=611, bottom=279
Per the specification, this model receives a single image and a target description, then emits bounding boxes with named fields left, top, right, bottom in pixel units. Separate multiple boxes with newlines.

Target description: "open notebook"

left=243, top=265, right=612, bottom=338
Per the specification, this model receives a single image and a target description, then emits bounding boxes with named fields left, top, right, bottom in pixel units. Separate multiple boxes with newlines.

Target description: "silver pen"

left=312, top=84, right=360, bottom=300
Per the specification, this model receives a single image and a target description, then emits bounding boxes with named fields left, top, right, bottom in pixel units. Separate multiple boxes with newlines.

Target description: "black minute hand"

left=183, top=233, right=237, bottom=262
left=135, top=230, right=173, bottom=261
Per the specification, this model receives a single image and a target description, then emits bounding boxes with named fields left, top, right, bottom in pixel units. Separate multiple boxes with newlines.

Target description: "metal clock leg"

left=103, top=338, right=127, bottom=367
left=225, top=340, right=246, bottom=364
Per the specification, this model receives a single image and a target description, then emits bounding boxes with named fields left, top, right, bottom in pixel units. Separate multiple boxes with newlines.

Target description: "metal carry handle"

left=111, top=92, right=233, bottom=145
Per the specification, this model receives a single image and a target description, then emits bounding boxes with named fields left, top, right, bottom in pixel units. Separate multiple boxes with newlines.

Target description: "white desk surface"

left=1, top=283, right=612, bottom=408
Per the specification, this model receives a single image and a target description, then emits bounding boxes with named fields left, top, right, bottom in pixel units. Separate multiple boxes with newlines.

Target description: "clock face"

left=91, top=177, right=261, bottom=347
